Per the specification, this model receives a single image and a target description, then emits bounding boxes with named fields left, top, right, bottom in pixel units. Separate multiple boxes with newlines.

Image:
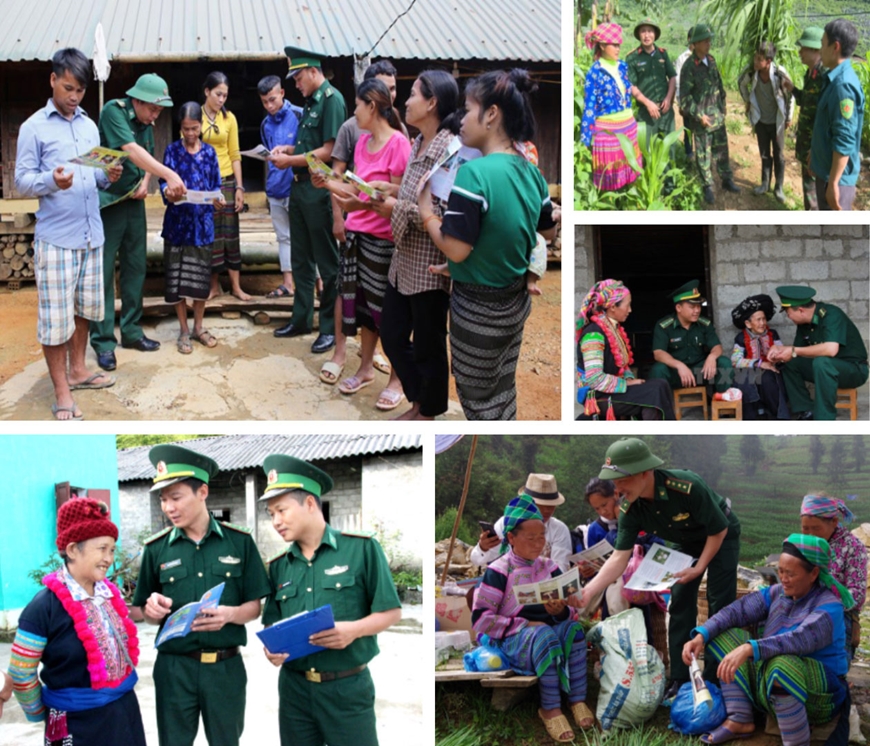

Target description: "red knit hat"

left=56, top=498, right=119, bottom=551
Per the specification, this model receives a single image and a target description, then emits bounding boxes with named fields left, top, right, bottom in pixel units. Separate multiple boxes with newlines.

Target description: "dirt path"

left=0, top=268, right=560, bottom=421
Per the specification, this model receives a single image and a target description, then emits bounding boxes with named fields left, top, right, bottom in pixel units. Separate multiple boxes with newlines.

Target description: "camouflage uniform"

left=794, top=60, right=825, bottom=210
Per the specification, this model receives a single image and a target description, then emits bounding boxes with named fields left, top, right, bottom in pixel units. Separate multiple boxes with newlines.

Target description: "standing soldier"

left=132, top=445, right=272, bottom=746
left=579, top=438, right=741, bottom=698
left=627, top=18, right=677, bottom=147
left=782, top=27, right=826, bottom=210
left=270, top=47, right=347, bottom=354
left=679, top=24, right=741, bottom=204
left=260, top=454, right=402, bottom=746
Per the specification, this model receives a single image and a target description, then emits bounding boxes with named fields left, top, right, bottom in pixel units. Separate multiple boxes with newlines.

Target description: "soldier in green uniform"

left=89, top=74, right=186, bottom=372
left=768, top=286, right=869, bottom=420
left=782, top=27, right=826, bottom=210
left=270, top=47, right=347, bottom=354
left=648, top=280, right=732, bottom=394
left=260, top=454, right=402, bottom=746
left=579, top=438, right=740, bottom=697
left=132, top=445, right=272, bottom=746
left=679, top=24, right=741, bottom=205
left=627, top=18, right=677, bottom=146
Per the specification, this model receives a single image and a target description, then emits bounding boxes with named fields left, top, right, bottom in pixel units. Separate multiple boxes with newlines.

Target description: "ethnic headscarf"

left=731, top=294, right=775, bottom=330
left=585, top=23, right=623, bottom=53
left=500, top=493, right=543, bottom=555
left=576, top=279, right=630, bottom=343
left=801, top=494, right=855, bottom=524
left=782, top=533, right=855, bottom=609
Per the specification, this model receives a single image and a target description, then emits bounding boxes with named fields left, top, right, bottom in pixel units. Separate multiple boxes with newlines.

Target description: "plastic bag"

left=621, top=545, right=665, bottom=609
left=463, top=634, right=510, bottom=672
left=669, top=680, right=727, bottom=735
left=587, top=608, right=665, bottom=730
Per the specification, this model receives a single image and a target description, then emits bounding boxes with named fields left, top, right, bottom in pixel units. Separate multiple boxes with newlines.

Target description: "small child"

left=738, top=41, right=794, bottom=202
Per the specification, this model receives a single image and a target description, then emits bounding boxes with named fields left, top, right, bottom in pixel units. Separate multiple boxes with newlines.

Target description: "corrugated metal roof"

left=0, top=0, right=558, bottom=63
left=117, top=434, right=422, bottom=482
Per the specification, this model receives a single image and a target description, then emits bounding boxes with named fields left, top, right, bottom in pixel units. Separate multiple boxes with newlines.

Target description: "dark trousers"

left=647, top=356, right=733, bottom=394
left=755, top=121, right=784, bottom=172
left=380, top=283, right=450, bottom=417
left=781, top=356, right=869, bottom=420
left=815, top=177, right=857, bottom=211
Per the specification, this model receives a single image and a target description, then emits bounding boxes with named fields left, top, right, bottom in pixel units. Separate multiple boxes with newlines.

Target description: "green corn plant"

left=615, top=122, right=686, bottom=210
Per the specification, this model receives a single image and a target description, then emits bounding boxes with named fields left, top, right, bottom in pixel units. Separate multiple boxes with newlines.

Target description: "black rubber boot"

left=753, top=159, right=771, bottom=195
left=722, top=177, right=741, bottom=193
left=703, top=186, right=715, bottom=204
left=773, top=159, right=786, bottom=203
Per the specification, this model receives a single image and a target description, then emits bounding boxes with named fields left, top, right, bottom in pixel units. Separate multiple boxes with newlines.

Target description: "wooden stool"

left=836, top=388, right=858, bottom=420
left=674, top=386, right=708, bottom=420
left=711, top=398, right=742, bottom=420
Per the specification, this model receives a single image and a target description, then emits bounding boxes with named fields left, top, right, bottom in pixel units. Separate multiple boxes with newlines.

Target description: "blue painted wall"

left=0, top=435, right=119, bottom=613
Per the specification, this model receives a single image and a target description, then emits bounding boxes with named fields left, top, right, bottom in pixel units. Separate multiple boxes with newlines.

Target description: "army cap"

left=691, top=24, right=714, bottom=44
left=634, top=18, right=661, bottom=41
left=776, top=285, right=817, bottom=310
left=260, top=454, right=333, bottom=501
left=797, top=27, right=824, bottom=50
left=597, top=438, right=665, bottom=480
left=149, top=444, right=219, bottom=492
left=670, top=279, right=706, bottom=305
left=687, top=26, right=695, bottom=43
left=284, top=45, right=323, bottom=79
left=126, top=73, right=173, bottom=107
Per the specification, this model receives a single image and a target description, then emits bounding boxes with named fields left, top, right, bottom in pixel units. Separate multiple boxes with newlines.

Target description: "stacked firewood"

left=0, top=234, right=34, bottom=281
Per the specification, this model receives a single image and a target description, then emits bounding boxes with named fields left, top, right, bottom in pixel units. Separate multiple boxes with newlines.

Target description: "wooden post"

left=439, top=434, right=478, bottom=587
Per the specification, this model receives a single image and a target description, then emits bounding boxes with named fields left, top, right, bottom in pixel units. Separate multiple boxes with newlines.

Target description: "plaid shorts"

left=34, top=239, right=104, bottom=346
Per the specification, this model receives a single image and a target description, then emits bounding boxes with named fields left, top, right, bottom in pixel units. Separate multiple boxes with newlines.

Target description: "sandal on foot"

left=700, top=725, right=753, bottom=744
left=338, top=375, right=373, bottom=395
left=570, top=701, right=595, bottom=730
left=52, top=402, right=83, bottom=421
left=177, top=333, right=193, bottom=354
left=537, top=709, right=574, bottom=743
left=267, top=285, right=294, bottom=298
left=375, top=388, right=404, bottom=411
left=372, top=353, right=391, bottom=375
left=69, top=372, right=116, bottom=390
left=191, top=329, right=217, bottom=348
left=320, top=361, right=344, bottom=384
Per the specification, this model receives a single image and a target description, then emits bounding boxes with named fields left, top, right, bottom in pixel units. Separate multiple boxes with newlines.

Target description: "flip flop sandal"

left=569, top=701, right=595, bottom=730
left=69, top=372, right=116, bottom=390
left=338, top=375, right=373, bottom=395
left=375, top=388, right=404, bottom=411
left=177, top=333, right=193, bottom=354
left=320, top=361, right=344, bottom=384
left=372, top=353, right=391, bottom=375
left=700, top=725, right=753, bottom=744
left=52, top=402, right=83, bottom=421
left=267, top=285, right=294, bottom=298
left=191, top=329, right=218, bottom=348
left=537, top=709, right=574, bottom=743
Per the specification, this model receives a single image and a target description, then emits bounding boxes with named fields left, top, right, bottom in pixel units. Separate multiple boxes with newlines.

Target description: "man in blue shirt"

left=258, top=75, right=302, bottom=299
left=14, top=48, right=122, bottom=420
left=810, top=19, right=864, bottom=211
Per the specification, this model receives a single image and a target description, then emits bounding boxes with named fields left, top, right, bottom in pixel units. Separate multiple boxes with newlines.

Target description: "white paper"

left=177, top=190, right=222, bottom=205
left=240, top=144, right=272, bottom=161
left=623, top=544, right=695, bottom=593
left=424, top=136, right=482, bottom=202
left=512, top=566, right=581, bottom=605
left=567, top=538, right=614, bottom=573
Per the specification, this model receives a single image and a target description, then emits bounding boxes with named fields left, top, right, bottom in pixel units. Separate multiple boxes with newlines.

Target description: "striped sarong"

left=450, top=277, right=530, bottom=420
left=591, top=112, right=642, bottom=191
left=340, top=231, right=394, bottom=335
left=163, top=242, right=212, bottom=303
left=211, top=176, right=241, bottom=271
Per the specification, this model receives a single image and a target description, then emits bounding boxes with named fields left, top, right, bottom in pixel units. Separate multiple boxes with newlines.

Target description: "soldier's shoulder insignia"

left=658, top=46, right=667, bottom=53
left=841, top=98, right=855, bottom=119
left=221, top=521, right=253, bottom=534
left=325, top=87, right=334, bottom=97
left=144, top=526, right=172, bottom=545
left=659, top=316, right=675, bottom=329
left=114, top=99, right=127, bottom=109
left=819, top=306, right=827, bottom=318
left=341, top=530, right=374, bottom=539
left=665, top=478, right=693, bottom=495
left=698, top=317, right=711, bottom=326
left=267, top=547, right=289, bottom=564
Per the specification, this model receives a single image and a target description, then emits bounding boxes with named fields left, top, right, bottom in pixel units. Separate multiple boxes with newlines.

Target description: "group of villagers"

left=580, top=16, right=865, bottom=210
left=469, top=437, right=867, bottom=745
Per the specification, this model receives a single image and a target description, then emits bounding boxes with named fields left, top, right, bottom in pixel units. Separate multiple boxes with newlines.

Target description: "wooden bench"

left=674, top=386, right=708, bottom=420
left=836, top=388, right=858, bottom=420
left=711, top=398, right=742, bottom=420
left=435, top=659, right=538, bottom=711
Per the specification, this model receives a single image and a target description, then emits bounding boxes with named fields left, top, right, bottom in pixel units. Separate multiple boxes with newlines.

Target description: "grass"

left=725, top=117, right=747, bottom=136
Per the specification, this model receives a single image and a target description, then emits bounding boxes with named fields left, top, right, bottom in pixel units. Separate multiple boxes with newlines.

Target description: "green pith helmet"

left=797, top=27, right=824, bottom=50
left=148, top=444, right=219, bottom=492
left=691, top=24, right=714, bottom=44
left=775, top=285, right=817, bottom=310
left=597, top=438, right=665, bottom=480
left=259, top=454, right=333, bottom=501
left=634, top=18, right=661, bottom=41
left=687, top=26, right=696, bottom=43
left=284, top=45, right=324, bottom=79
left=670, top=279, right=706, bottom=305
left=126, top=73, right=173, bottom=106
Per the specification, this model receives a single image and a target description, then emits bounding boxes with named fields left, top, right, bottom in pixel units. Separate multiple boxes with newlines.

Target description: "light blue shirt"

left=15, top=99, right=107, bottom=249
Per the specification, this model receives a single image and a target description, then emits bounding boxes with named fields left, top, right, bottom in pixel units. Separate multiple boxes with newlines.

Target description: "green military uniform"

left=259, top=455, right=401, bottom=746
left=776, top=286, right=869, bottom=420
left=793, top=28, right=826, bottom=210
left=599, top=438, right=740, bottom=682
left=648, top=280, right=732, bottom=393
left=627, top=19, right=677, bottom=140
left=90, top=74, right=170, bottom=354
left=284, top=47, right=346, bottom=339
left=131, top=446, right=272, bottom=746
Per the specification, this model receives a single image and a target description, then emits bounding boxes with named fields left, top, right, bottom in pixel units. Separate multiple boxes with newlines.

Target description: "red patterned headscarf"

left=585, top=23, right=623, bottom=54
left=576, top=279, right=630, bottom=342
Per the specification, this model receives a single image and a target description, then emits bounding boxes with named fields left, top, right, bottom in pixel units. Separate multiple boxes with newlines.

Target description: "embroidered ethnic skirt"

left=340, top=231, right=394, bottom=336
left=211, top=176, right=241, bottom=272
left=591, top=112, right=642, bottom=191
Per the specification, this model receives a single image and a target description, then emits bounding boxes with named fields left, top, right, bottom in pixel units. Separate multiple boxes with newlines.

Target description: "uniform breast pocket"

left=320, top=573, right=363, bottom=620
left=276, top=584, right=299, bottom=615
left=159, top=565, right=190, bottom=598
left=212, top=562, right=243, bottom=605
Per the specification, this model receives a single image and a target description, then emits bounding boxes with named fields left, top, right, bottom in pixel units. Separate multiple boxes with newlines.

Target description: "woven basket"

left=696, top=584, right=752, bottom=626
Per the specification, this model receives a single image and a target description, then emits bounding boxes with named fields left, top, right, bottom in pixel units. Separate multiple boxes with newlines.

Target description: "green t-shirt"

left=296, top=80, right=346, bottom=156
left=652, top=313, right=722, bottom=367
left=131, top=517, right=272, bottom=653
left=262, top=525, right=401, bottom=672
left=98, top=97, right=155, bottom=208
left=793, top=302, right=869, bottom=364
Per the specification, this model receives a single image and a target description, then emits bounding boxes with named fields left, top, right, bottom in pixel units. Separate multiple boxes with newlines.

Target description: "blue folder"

left=256, top=605, right=336, bottom=659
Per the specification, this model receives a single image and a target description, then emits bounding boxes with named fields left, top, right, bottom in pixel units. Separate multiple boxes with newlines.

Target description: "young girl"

left=419, top=69, right=557, bottom=420
left=161, top=102, right=223, bottom=353
left=472, top=493, right=593, bottom=743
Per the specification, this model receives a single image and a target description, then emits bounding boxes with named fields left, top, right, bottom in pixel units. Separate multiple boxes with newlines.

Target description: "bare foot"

left=392, top=402, right=420, bottom=421
left=207, top=288, right=222, bottom=300
left=232, top=289, right=252, bottom=301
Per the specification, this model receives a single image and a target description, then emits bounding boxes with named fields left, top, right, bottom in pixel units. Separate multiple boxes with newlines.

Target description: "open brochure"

left=176, top=189, right=223, bottom=205
left=256, top=605, right=335, bottom=659
left=424, top=136, right=482, bottom=202
left=341, top=170, right=384, bottom=200
left=69, top=146, right=128, bottom=170
left=305, top=152, right=340, bottom=179
left=240, top=144, right=272, bottom=161
left=155, top=582, right=224, bottom=647
left=623, top=545, right=695, bottom=593
left=567, top=538, right=614, bottom=574
left=512, top=566, right=581, bottom=606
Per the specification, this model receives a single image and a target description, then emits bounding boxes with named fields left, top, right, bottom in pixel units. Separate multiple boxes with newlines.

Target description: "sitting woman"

left=682, top=533, right=852, bottom=745
left=576, top=279, right=674, bottom=420
left=800, top=493, right=868, bottom=659
left=730, top=294, right=789, bottom=419
left=473, top=493, right=593, bottom=743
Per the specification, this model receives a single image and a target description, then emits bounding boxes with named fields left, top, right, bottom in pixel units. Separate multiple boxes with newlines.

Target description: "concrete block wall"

left=574, top=225, right=595, bottom=318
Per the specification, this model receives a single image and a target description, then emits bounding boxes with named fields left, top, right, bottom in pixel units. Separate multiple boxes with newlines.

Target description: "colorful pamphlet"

left=240, top=145, right=272, bottom=161
left=623, top=545, right=695, bottom=593
left=341, top=170, right=384, bottom=200
left=304, top=152, right=339, bottom=179
left=155, top=583, right=225, bottom=647
left=424, top=136, right=482, bottom=202
left=690, top=653, right=713, bottom=709
left=69, top=146, right=128, bottom=170
left=256, top=605, right=336, bottom=659
left=512, top=566, right=581, bottom=606
left=176, top=189, right=222, bottom=205
left=567, top=538, right=614, bottom=574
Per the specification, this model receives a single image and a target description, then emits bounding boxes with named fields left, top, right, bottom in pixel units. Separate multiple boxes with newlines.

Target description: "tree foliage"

left=739, top=434, right=765, bottom=476
left=854, top=434, right=868, bottom=474
left=810, top=435, right=825, bottom=475
left=828, top=439, right=848, bottom=488
left=116, top=435, right=213, bottom=450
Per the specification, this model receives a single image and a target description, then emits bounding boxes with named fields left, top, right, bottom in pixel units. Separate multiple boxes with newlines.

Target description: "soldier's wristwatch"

left=791, top=347, right=798, bottom=359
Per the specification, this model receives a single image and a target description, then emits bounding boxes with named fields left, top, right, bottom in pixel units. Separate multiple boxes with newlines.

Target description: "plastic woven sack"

left=669, top=680, right=727, bottom=735
left=463, top=635, right=510, bottom=673
left=587, top=608, right=665, bottom=730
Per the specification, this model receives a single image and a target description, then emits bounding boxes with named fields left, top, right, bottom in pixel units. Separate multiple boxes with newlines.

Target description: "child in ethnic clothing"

left=472, top=494, right=593, bottom=743
left=161, top=102, right=224, bottom=354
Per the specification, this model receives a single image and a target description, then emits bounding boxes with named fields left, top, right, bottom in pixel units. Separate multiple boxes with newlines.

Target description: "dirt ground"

left=0, top=267, right=560, bottom=422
